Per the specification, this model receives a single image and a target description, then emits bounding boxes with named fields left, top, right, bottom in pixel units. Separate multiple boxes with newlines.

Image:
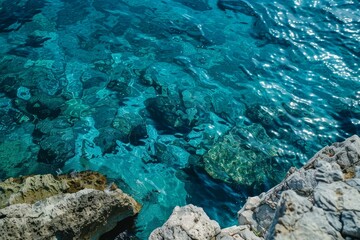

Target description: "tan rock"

left=0, top=188, right=141, bottom=240
left=0, top=171, right=108, bottom=208
left=0, top=171, right=141, bottom=240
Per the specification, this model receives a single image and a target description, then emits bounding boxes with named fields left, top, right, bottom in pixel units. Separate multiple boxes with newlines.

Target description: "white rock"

left=149, top=204, right=221, bottom=240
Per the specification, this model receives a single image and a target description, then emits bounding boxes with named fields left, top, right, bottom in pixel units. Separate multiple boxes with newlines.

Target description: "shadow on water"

left=181, top=166, right=247, bottom=228
left=0, top=0, right=46, bottom=32
left=99, top=216, right=139, bottom=240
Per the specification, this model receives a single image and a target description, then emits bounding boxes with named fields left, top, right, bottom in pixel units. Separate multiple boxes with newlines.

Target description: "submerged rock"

left=33, top=117, right=76, bottom=167
left=94, top=127, right=122, bottom=154
left=174, top=0, right=212, bottom=11
left=0, top=135, right=39, bottom=180
left=202, top=125, right=286, bottom=191
left=0, top=171, right=141, bottom=239
left=145, top=95, right=200, bottom=133
left=151, top=135, right=360, bottom=240
left=112, top=112, right=148, bottom=146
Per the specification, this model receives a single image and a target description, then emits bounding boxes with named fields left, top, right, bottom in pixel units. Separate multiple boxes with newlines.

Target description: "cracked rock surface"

left=0, top=171, right=141, bottom=240
left=150, top=135, right=360, bottom=239
left=239, top=135, right=360, bottom=239
left=149, top=204, right=261, bottom=240
left=149, top=204, right=221, bottom=240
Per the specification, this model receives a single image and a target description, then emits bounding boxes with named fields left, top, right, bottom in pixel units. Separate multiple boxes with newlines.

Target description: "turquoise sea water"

left=0, top=0, right=359, bottom=238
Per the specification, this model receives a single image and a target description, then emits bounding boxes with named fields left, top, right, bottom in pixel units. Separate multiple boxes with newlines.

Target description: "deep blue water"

left=0, top=0, right=359, bottom=238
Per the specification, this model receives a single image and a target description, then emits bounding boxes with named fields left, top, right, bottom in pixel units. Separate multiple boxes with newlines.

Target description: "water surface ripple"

left=0, top=0, right=359, bottom=238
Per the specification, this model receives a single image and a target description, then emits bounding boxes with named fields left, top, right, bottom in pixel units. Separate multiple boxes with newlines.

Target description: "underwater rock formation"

left=0, top=171, right=141, bottom=239
left=111, top=112, right=148, bottom=146
left=151, top=135, right=360, bottom=239
left=202, top=125, right=289, bottom=192
left=145, top=95, right=200, bottom=134
left=33, top=117, right=76, bottom=166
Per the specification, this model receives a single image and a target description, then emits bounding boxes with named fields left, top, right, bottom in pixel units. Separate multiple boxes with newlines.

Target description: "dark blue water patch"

left=217, top=0, right=257, bottom=16
left=182, top=166, right=247, bottom=228
left=332, top=109, right=360, bottom=137
left=99, top=216, right=139, bottom=240
left=56, top=0, right=90, bottom=27
left=174, top=0, right=212, bottom=11
left=0, top=0, right=46, bottom=32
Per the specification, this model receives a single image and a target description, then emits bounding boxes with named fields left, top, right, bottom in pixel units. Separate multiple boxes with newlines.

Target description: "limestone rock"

left=267, top=190, right=343, bottom=240
left=149, top=206, right=262, bottom=240
left=217, top=225, right=262, bottom=240
left=150, top=135, right=360, bottom=240
left=237, top=135, right=360, bottom=239
left=0, top=171, right=141, bottom=239
left=149, top=204, right=221, bottom=240
left=0, top=174, right=68, bottom=208
left=0, top=188, right=141, bottom=240
left=0, top=171, right=107, bottom=208
left=341, top=211, right=360, bottom=238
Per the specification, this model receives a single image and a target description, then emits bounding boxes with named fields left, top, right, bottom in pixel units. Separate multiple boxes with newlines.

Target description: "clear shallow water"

left=0, top=0, right=359, bottom=238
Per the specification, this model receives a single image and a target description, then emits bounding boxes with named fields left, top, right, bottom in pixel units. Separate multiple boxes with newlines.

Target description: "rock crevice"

left=150, top=135, right=360, bottom=240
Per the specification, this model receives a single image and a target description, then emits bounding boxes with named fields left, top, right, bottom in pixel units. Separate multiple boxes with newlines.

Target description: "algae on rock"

left=203, top=124, right=286, bottom=191
left=0, top=171, right=141, bottom=240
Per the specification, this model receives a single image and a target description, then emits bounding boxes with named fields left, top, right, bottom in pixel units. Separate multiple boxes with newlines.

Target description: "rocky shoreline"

left=150, top=135, right=360, bottom=239
left=0, top=136, right=359, bottom=239
left=0, top=171, right=141, bottom=239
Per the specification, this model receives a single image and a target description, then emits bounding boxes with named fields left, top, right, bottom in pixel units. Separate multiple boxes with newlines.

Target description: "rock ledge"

left=0, top=171, right=141, bottom=240
left=150, top=135, right=360, bottom=240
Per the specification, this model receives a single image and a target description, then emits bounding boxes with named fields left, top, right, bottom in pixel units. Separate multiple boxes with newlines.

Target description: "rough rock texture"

left=0, top=171, right=107, bottom=208
left=149, top=204, right=260, bottom=240
left=0, top=173, right=68, bottom=208
left=216, top=225, right=262, bottom=240
left=0, top=171, right=141, bottom=240
left=149, top=204, right=221, bottom=240
left=151, top=135, right=360, bottom=240
left=238, top=134, right=360, bottom=239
